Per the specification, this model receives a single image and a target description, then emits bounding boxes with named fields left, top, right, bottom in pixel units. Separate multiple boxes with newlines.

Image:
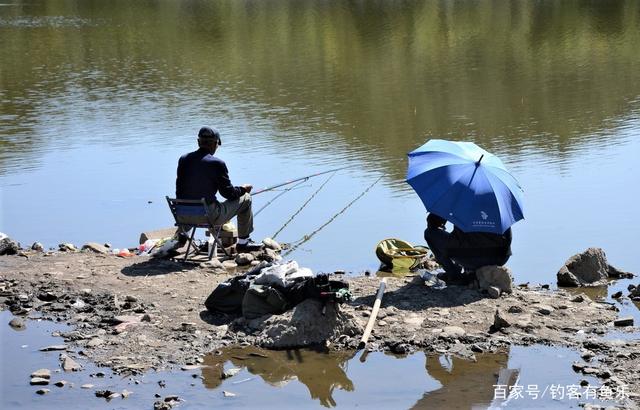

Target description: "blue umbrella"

left=406, top=139, right=524, bottom=234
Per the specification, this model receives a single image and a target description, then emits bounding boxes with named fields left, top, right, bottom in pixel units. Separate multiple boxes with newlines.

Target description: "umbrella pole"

left=358, top=277, right=387, bottom=350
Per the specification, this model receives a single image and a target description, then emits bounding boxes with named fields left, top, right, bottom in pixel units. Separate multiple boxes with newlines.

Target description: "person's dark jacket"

left=447, top=227, right=512, bottom=258
left=176, top=148, right=246, bottom=203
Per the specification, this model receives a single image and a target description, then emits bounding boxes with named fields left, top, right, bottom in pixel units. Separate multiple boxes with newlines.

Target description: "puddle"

left=1, top=310, right=627, bottom=409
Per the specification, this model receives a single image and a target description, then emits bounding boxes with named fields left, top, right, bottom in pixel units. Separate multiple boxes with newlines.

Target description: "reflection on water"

left=1, top=0, right=640, bottom=282
left=200, top=345, right=620, bottom=409
left=414, top=353, right=511, bottom=409
left=203, top=346, right=354, bottom=407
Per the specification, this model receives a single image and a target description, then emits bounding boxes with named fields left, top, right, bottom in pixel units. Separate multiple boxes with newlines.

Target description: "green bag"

left=375, top=238, right=429, bottom=270
left=242, top=284, right=290, bottom=320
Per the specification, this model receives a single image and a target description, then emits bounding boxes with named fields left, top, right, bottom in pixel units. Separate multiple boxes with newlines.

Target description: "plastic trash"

left=418, top=270, right=446, bottom=289
left=138, top=239, right=159, bottom=253
left=254, top=261, right=313, bottom=288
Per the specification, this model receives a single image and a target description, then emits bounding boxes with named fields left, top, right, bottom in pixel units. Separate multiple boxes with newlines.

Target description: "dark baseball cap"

left=198, top=127, right=221, bottom=144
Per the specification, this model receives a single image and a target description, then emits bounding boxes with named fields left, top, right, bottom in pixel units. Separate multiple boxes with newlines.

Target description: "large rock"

left=255, top=299, right=362, bottom=348
left=82, top=242, right=109, bottom=254
left=476, top=265, right=513, bottom=294
left=0, top=237, right=20, bottom=256
left=557, top=248, right=633, bottom=287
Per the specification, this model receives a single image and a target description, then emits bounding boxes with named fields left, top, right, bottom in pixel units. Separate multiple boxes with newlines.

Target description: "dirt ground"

left=1, top=250, right=639, bottom=408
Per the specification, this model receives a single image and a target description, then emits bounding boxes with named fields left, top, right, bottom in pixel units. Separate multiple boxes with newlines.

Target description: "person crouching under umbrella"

left=424, top=213, right=512, bottom=285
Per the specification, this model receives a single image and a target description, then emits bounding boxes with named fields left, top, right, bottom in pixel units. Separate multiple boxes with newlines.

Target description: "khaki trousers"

left=207, top=193, right=254, bottom=238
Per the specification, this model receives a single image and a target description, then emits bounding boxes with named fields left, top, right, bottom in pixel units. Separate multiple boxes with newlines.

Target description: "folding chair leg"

left=208, top=226, right=223, bottom=260
left=217, top=236, right=230, bottom=257
left=183, top=227, right=197, bottom=262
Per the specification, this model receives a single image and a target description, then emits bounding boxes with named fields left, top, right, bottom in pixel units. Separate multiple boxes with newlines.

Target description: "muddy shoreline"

left=1, top=251, right=639, bottom=408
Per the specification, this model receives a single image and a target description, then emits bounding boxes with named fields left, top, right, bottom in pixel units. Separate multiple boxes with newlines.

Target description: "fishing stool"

left=165, top=197, right=230, bottom=262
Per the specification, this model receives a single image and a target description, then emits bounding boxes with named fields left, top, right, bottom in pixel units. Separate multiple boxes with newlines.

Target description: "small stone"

left=597, top=369, right=612, bottom=379
left=580, top=379, right=589, bottom=387
left=571, top=294, right=586, bottom=303
left=86, top=338, right=103, bottom=347
left=581, top=350, right=595, bottom=361
left=262, top=238, right=281, bottom=251
left=30, top=377, right=49, bottom=385
left=492, top=309, right=511, bottom=330
left=611, top=291, right=623, bottom=299
left=507, top=305, right=523, bottom=314
left=81, top=384, right=94, bottom=389
left=441, top=326, right=466, bottom=338
left=54, top=380, right=67, bottom=387
left=222, top=368, right=241, bottom=379
left=142, top=314, right=152, bottom=322
left=37, top=291, right=58, bottom=302
left=471, top=344, right=484, bottom=353
left=537, top=305, right=554, bottom=315
left=9, top=318, right=25, bottom=330
left=95, top=389, right=117, bottom=398
left=60, top=354, right=82, bottom=371
left=235, top=253, right=255, bottom=266
left=153, top=400, right=173, bottom=410
left=31, top=242, right=44, bottom=252
left=124, top=295, right=137, bottom=302
left=391, top=343, right=410, bottom=354
left=572, top=362, right=586, bottom=372
left=30, top=369, right=51, bottom=379
left=107, top=393, right=121, bottom=399
left=223, top=390, right=236, bottom=397
left=121, top=389, right=132, bottom=398
left=222, top=260, right=237, bottom=269
left=35, top=389, right=50, bottom=395
left=58, top=243, right=77, bottom=252
left=488, top=286, right=501, bottom=299
left=613, top=317, right=634, bottom=327
left=257, top=248, right=279, bottom=262
left=39, top=345, right=67, bottom=352
left=181, top=365, right=201, bottom=371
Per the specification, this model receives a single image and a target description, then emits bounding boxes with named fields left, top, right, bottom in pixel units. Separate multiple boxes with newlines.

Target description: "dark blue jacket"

left=176, top=148, right=246, bottom=203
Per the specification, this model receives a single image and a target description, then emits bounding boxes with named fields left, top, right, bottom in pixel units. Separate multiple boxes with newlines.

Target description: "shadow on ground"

left=351, top=279, right=485, bottom=311
left=120, top=258, right=199, bottom=277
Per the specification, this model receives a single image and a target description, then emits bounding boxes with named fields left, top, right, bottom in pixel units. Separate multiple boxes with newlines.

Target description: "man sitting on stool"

left=176, top=126, right=262, bottom=252
left=424, top=213, right=512, bottom=285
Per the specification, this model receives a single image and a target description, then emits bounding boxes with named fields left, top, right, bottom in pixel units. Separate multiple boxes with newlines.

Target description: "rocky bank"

left=1, top=249, right=639, bottom=408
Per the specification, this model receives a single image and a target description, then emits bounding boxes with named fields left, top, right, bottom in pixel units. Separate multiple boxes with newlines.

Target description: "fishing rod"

left=252, top=166, right=353, bottom=196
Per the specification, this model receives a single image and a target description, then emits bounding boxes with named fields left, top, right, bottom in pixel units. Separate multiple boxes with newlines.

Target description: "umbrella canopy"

left=406, top=139, right=524, bottom=234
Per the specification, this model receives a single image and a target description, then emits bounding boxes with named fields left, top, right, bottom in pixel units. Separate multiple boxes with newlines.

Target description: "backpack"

left=204, top=262, right=272, bottom=314
left=204, top=274, right=252, bottom=313
left=242, top=284, right=290, bottom=319
left=375, top=238, right=429, bottom=270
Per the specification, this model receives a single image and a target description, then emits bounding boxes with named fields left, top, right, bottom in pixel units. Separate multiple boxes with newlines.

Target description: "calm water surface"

left=1, top=0, right=640, bottom=283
